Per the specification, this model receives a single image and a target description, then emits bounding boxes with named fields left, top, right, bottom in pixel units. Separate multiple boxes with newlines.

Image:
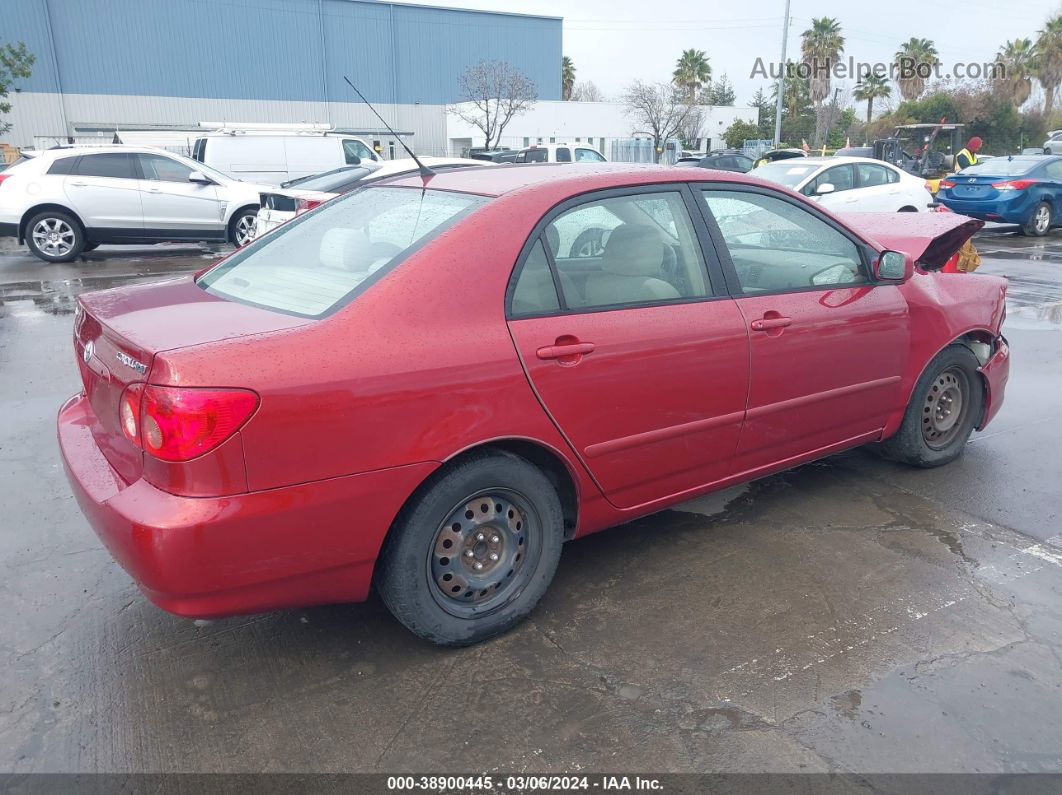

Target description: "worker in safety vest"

left=955, top=137, right=982, bottom=171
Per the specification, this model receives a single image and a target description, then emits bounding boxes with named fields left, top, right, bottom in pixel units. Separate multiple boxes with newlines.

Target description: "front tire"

left=376, top=451, right=564, bottom=646
left=229, top=207, right=258, bottom=247
left=1023, top=201, right=1052, bottom=237
left=880, top=345, right=984, bottom=468
left=25, top=210, right=85, bottom=263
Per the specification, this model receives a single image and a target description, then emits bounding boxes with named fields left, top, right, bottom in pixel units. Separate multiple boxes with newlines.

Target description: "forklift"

left=872, top=121, right=966, bottom=194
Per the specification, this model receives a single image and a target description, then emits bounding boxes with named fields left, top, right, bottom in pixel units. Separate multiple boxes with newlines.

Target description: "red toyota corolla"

left=58, top=164, right=1010, bottom=645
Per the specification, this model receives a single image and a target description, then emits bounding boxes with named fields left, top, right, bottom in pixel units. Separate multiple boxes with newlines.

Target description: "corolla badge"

left=82, top=340, right=94, bottom=364
left=115, top=350, right=148, bottom=375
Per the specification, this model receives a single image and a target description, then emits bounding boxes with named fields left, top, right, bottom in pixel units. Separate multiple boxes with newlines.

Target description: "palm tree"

left=853, top=72, right=891, bottom=124
left=801, top=17, right=844, bottom=146
left=562, top=56, right=576, bottom=101
left=1036, top=16, right=1062, bottom=115
left=996, top=39, right=1038, bottom=108
left=894, top=38, right=939, bottom=101
left=673, top=49, right=711, bottom=102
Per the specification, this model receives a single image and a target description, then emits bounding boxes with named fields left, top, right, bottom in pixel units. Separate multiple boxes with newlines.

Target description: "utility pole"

left=773, top=0, right=791, bottom=146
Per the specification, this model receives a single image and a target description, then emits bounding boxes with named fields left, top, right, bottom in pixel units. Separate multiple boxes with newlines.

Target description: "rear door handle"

left=69, top=180, right=86, bottom=187
left=537, top=342, right=595, bottom=359
left=750, top=317, right=792, bottom=331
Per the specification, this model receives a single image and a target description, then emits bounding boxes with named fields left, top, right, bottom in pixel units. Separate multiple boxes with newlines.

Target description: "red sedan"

left=58, top=164, right=1010, bottom=646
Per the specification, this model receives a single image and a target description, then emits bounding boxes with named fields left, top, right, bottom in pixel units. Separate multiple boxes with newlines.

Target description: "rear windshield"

left=198, top=186, right=487, bottom=317
left=962, top=157, right=1041, bottom=176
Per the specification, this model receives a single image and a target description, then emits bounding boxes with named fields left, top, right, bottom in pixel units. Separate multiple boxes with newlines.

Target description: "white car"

left=514, top=144, right=608, bottom=163
left=752, top=156, right=933, bottom=213
left=0, top=146, right=272, bottom=262
left=255, top=157, right=491, bottom=236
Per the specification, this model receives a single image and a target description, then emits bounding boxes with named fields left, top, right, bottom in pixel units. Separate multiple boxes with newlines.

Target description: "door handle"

left=147, top=187, right=161, bottom=193
left=750, top=316, right=792, bottom=331
left=537, top=341, right=595, bottom=360
left=69, top=180, right=86, bottom=187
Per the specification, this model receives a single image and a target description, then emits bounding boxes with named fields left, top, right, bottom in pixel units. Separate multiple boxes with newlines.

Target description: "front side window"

left=342, top=139, right=374, bottom=164
left=74, top=153, right=137, bottom=179
left=139, top=154, right=195, bottom=182
left=702, top=190, right=866, bottom=293
left=543, top=191, right=710, bottom=310
left=575, top=148, right=606, bottom=163
left=803, top=164, right=855, bottom=195
left=199, top=187, right=487, bottom=317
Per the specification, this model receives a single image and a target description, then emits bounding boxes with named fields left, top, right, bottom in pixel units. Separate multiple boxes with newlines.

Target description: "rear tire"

left=376, top=451, right=564, bottom=646
left=1023, top=201, right=1052, bottom=236
left=898, top=205, right=918, bottom=212
left=880, top=345, right=984, bottom=468
left=25, top=210, right=85, bottom=263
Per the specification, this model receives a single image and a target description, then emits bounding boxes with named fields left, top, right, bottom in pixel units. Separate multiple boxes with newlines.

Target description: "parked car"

left=752, top=156, right=934, bottom=213
left=1042, top=131, right=1062, bottom=154
left=753, top=148, right=807, bottom=166
left=0, top=146, right=271, bottom=262
left=693, top=152, right=755, bottom=173
left=59, top=164, right=1008, bottom=646
left=515, top=144, right=607, bottom=163
left=191, top=132, right=380, bottom=184
left=255, top=157, right=488, bottom=236
left=937, top=154, right=1062, bottom=236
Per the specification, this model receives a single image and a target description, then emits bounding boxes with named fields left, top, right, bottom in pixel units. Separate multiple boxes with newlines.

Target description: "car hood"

left=837, top=212, right=984, bottom=271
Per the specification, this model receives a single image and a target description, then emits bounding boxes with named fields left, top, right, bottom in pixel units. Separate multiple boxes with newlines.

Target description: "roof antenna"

left=342, top=75, right=434, bottom=180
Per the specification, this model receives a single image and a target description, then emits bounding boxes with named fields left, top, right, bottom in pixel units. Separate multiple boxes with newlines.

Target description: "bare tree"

left=680, top=106, right=705, bottom=150
left=621, top=80, right=696, bottom=163
left=570, top=80, right=605, bottom=102
left=449, top=61, right=537, bottom=150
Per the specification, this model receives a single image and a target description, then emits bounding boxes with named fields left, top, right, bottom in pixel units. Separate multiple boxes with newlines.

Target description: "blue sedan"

left=938, top=155, right=1062, bottom=236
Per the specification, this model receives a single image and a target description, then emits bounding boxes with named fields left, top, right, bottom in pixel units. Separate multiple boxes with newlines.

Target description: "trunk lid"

left=74, top=275, right=310, bottom=482
left=946, top=174, right=1010, bottom=201
left=837, top=212, right=984, bottom=271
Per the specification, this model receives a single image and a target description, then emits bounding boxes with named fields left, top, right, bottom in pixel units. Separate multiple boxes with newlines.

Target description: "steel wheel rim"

left=921, top=366, right=970, bottom=449
left=426, top=488, right=539, bottom=618
left=32, top=218, right=75, bottom=257
left=1035, top=206, right=1050, bottom=233
left=235, top=215, right=256, bottom=246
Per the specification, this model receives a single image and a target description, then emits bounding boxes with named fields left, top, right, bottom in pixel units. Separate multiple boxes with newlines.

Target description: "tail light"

left=992, top=179, right=1035, bottom=191
left=938, top=179, right=955, bottom=189
left=120, top=384, right=258, bottom=462
left=295, top=197, right=322, bottom=214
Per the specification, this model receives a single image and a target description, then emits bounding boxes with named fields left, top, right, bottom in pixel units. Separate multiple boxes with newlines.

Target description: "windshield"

left=753, top=161, right=820, bottom=188
left=282, top=165, right=375, bottom=190
left=961, top=158, right=1041, bottom=176
left=199, top=186, right=487, bottom=317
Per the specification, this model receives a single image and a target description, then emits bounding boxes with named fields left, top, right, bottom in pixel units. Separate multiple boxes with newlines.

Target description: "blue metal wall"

left=7, top=0, right=562, bottom=104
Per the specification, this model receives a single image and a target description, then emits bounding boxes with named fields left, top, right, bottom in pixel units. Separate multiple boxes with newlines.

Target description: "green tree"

left=996, top=38, right=1037, bottom=108
left=722, top=119, right=760, bottom=149
left=673, top=49, right=711, bottom=102
left=748, top=87, right=774, bottom=138
left=708, top=73, right=736, bottom=105
left=853, top=72, right=891, bottom=124
left=894, top=37, right=939, bottom=101
left=1036, top=16, right=1062, bottom=115
left=0, top=42, right=34, bottom=135
left=562, top=56, right=576, bottom=101
left=770, top=63, right=815, bottom=144
left=801, top=17, right=844, bottom=145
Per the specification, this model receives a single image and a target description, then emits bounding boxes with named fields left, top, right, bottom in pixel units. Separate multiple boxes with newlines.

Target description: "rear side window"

left=856, top=163, right=891, bottom=187
left=522, top=149, right=547, bottom=163
left=1045, top=160, right=1062, bottom=180
left=510, top=240, right=560, bottom=316
left=556, top=147, right=572, bottom=163
left=48, top=156, right=79, bottom=175
left=74, top=153, right=137, bottom=179
left=199, top=187, right=487, bottom=318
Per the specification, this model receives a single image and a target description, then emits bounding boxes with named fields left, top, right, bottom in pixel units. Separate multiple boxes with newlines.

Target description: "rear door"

left=136, top=153, right=225, bottom=238
left=698, top=186, right=909, bottom=474
left=507, top=186, right=750, bottom=509
left=63, top=153, right=143, bottom=231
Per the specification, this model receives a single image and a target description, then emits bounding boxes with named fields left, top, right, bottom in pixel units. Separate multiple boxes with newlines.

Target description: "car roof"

left=385, top=162, right=757, bottom=197
left=34, top=144, right=187, bottom=159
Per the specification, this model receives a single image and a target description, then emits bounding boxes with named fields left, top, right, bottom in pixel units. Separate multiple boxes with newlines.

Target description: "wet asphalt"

left=0, top=228, right=1060, bottom=775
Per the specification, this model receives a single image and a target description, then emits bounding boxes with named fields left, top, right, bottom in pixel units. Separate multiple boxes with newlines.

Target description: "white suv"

left=0, top=146, right=272, bottom=262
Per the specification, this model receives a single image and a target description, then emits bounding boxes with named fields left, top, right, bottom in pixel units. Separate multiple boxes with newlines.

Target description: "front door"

left=62, top=152, right=143, bottom=231
left=698, top=186, right=910, bottom=474
left=507, top=188, right=750, bottom=509
left=136, top=153, right=225, bottom=238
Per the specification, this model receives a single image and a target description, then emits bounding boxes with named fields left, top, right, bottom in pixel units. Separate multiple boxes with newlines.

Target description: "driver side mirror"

left=815, top=183, right=836, bottom=196
left=875, top=250, right=912, bottom=282
left=188, top=170, right=215, bottom=185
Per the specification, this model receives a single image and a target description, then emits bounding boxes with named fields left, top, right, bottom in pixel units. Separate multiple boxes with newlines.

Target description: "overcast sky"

left=406, top=0, right=1058, bottom=108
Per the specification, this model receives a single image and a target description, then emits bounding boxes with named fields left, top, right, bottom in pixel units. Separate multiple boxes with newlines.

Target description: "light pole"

left=773, top=0, right=791, bottom=146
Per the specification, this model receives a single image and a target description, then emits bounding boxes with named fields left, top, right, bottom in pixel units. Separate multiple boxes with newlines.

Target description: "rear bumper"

left=977, top=335, right=1010, bottom=431
left=938, top=196, right=1030, bottom=224
left=254, top=209, right=294, bottom=237
left=58, top=392, right=437, bottom=617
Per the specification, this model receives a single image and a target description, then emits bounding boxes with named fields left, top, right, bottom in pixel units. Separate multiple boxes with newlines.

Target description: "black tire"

left=898, top=205, right=918, bottom=212
left=1023, top=201, right=1052, bottom=237
left=375, top=451, right=564, bottom=646
left=24, top=210, right=85, bottom=263
left=880, top=345, right=984, bottom=468
left=228, top=207, right=258, bottom=247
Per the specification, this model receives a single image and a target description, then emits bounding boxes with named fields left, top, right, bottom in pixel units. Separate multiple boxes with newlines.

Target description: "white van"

left=191, top=133, right=380, bottom=184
